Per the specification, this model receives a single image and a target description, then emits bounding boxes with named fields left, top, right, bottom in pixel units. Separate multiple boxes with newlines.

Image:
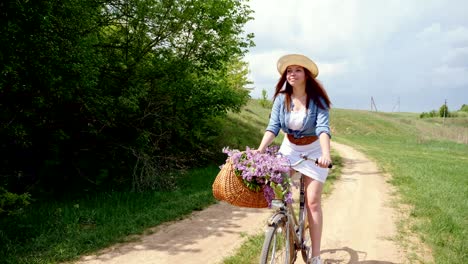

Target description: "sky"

left=243, top=0, right=468, bottom=113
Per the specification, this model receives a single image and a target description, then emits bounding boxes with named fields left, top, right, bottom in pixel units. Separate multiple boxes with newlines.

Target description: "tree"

left=0, top=0, right=255, bottom=198
left=460, top=104, right=468, bottom=112
left=96, top=0, right=254, bottom=190
left=439, top=103, right=449, bottom=118
left=259, top=89, right=272, bottom=108
left=1, top=0, right=104, bottom=194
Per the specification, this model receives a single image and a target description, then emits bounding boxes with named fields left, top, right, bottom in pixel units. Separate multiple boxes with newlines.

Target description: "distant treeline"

left=0, top=0, right=254, bottom=213
left=420, top=104, right=468, bottom=118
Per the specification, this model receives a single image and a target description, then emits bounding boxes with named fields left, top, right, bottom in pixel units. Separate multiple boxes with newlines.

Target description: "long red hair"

left=273, top=67, right=331, bottom=111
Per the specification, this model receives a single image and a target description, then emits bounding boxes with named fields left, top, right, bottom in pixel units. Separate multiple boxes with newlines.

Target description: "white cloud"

left=417, top=23, right=442, bottom=39
left=432, top=64, right=468, bottom=88
left=445, top=26, right=468, bottom=46
left=318, top=61, right=350, bottom=76
left=442, top=47, right=468, bottom=68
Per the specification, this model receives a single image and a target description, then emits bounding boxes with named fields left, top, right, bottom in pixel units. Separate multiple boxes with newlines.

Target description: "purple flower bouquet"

left=222, top=146, right=293, bottom=207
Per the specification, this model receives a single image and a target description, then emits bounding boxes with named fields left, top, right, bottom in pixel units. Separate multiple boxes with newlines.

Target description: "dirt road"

left=74, top=142, right=406, bottom=264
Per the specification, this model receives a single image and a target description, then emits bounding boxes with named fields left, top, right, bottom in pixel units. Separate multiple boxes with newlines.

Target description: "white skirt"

left=278, top=136, right=329, bottom=183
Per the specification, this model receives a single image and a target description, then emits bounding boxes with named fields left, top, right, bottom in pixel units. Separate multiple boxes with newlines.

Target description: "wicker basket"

left=212, top=159, right=268, bottom=208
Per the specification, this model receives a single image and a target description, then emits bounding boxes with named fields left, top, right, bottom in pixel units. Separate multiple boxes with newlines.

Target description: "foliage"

left=222, top=146, right=292, bottom=206
left=419, top=102, right=460, bottom=118
left=421, top=103, right=468, bottom=118
left=459, top=104, right=468, bottom=112
left=439, top=103, right=449, bottom=117
left=419, top=110, right=438, bottom=118
left=259, top=89, right=272, bottom=108
left=0, top=187, right=31, bottom=216
left=0, top=0, right=254, bottom=203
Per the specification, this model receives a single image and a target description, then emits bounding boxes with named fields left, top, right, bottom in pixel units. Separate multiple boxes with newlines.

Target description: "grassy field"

left=330, top=109, right=467, bottom=264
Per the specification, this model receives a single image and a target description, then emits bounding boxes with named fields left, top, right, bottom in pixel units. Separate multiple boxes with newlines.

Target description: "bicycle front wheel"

left=300, top=214, right=311, bottom=262
left=259, top=218, right=293, bottom=264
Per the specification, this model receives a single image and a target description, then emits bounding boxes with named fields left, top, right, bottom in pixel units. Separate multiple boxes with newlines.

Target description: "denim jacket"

left=266, top=93, right=331, bottom=139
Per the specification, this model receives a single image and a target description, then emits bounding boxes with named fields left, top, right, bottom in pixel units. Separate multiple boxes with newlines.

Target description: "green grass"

left=218, top=99, right=284, bottom=149
left=331, top=109, right=468, bottom=264
left=0, top=166, right=220, bottom=264
left=222, top=233, right=265, bottom=264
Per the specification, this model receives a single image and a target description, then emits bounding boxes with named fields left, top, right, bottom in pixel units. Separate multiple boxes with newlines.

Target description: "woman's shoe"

left=308, top=256, right=322, bottom=264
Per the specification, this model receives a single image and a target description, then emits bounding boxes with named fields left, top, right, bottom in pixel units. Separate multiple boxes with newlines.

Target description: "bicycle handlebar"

left=289, top=154, right=333, bottom=169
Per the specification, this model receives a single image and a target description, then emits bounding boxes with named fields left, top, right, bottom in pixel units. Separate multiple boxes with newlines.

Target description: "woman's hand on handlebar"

left=316, top=156, right=333, bottom=169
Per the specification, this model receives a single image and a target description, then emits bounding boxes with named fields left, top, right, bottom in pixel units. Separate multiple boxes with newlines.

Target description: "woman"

left=257, top=54, right=332, bottom=264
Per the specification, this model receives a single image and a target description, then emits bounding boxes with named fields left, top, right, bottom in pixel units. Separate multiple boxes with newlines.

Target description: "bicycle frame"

left=266, top=173, right=309, bottom=261
left=260, top=154, right=331, bottom=263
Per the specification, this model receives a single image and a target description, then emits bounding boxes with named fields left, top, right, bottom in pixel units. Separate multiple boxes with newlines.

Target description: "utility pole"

left=392, top=97, right=400, bottom=112
left=443, top=99, right=447, bottom=125
left=397, top=97, right=400, bottom=112
left=371, top=97, right=378, bottom=112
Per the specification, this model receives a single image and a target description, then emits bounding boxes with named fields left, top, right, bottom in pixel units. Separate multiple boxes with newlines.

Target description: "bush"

left=0, top=187, right=31, bottom=216
left=259, top=89, right=272, bottom=109
left=439, top=104, right=449, bottom=117
left=420, top=110, right=438, bottom=118
left=460, top=104, right=468, bottom=112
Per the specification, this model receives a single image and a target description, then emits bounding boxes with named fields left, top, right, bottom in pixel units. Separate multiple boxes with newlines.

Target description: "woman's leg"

left=304, top=176, right=324, bottom=258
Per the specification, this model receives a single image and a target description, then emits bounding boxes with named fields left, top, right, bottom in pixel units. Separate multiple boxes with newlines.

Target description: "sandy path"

left=74, top=142, right=404, bottom=264
left=316, top=142, right=404, bottom=264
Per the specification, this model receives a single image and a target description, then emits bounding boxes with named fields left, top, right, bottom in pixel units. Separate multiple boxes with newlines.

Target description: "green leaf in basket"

left=242, top=178, right=262, bottom=192
left=271, top=182, right=284, bottom=199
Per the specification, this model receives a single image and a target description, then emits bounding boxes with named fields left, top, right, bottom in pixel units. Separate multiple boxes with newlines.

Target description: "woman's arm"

left=257, top=131, right=276, bottom=153
left=315, top=98, right=332, bottom=168
left=317, top=133, right=332, bottom=168
left=258, top=95, right=284, bottom=153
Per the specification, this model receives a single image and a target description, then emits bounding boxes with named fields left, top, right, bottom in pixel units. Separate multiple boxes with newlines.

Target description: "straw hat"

left=277, top=54, right=319, bottom=78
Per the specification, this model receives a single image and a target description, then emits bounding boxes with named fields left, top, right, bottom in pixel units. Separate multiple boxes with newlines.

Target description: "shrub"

left=439, top=104, right=449, bottom=118
left=460, top=104, right=468, bottom=112
left=259, top=89, right=272, bottom=108
left=0, top=187, right=31, bottom=216
left=420, top=110, right=438, bottom=118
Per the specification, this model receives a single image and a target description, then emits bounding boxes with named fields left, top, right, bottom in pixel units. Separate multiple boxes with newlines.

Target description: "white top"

left=288, top=110, right=306, bottom=130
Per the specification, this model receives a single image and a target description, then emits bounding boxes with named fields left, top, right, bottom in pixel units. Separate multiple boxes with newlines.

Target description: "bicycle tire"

left=300, top=213, right=311, bottom=262
left=259, top=216, right=295, bottom=264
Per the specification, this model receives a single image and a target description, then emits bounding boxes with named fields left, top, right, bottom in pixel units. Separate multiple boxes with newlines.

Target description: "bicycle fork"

left=297, top=174, right=310, bottom=261
left=298, top=174, right=306, bottom=246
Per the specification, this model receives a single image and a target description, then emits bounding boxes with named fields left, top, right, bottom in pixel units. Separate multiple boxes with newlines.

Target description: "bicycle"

left=259, top=154, right=332, bottom=264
